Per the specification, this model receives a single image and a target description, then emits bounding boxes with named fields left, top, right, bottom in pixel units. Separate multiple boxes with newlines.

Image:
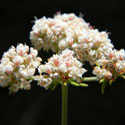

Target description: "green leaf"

left=99, top=79, right=104, bottom=84
left=51, top=82, right=59, bottom=91
left=109, top=80, right=113, bottom=85
left=122, top=75, right=125, bottom=79
left=119, top=74, right=125, bottom=79
left=101, top=79, right=107, bottom=94
left=70, top=81, right=88, bottom=87
left=95, top=62, right=100, bottom=67
left=79, top=83, right=88, bottom=87
left=70, top=81, right=79, bottom=86
left=46, top=83, right=54, bottom=90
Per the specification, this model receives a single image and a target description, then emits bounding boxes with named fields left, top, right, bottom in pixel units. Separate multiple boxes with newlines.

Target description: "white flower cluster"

left=30, top=13, right=113, bottom=65
left=1, top=13, right=124, bottom=93
left=73, top=29, right=113, bottom=65
left=35, top=49, right=87, bottom=88
left=0, top=43, right=42, bottom=93
left=93, top=49, right=125, bottom=80
left=30, top=13, right=89, bottom=52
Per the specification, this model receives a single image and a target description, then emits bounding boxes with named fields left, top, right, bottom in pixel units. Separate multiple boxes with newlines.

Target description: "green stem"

left=62, top=82, right=68, bottom=125
left=82, top=77, right=98, bottom=82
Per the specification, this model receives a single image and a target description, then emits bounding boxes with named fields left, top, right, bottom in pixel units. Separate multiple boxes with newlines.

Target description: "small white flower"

left=16, top=43, right=29, bottom=56
left=30, top=47, right=38, bottom=57
left=115, top=62, right=123, bottom=72
left=12, top=55, right=24, bottom=65
left=4, top=64, right=13, bottom=74
left=58, top=39, right=68, bottom=49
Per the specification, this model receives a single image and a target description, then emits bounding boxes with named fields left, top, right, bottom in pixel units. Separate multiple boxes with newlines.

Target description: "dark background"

left=0, top=0, right=125, bottom=125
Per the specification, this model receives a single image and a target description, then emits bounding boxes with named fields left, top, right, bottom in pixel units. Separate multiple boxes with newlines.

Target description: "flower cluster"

left=30, top=13, right=89, bottom=52
left=35, top=49, right=87, bottom=88
left=73, top=29, right=113, bottom=65
left=93, top=49, right=125, bottom=82
left=0, top=13, right=125, bottom=94
left=30, top=13, right=113, bottom=65
left=0, top=44, right=42, bottom=93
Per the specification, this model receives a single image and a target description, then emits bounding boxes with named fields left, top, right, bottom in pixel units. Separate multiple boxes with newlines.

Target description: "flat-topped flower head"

left=30, top=13, right=89, bottom=52
left=35, top=49, right=87, bottom=88
left=93, top=49, right=125, bottom=82
left=0, top=43, right=42, bottom=93
left=74, top=29, right=113, bottom=65
left=30, top=13, right=113, bottom=65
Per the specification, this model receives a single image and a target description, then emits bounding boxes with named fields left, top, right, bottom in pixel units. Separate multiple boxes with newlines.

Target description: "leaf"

left=109, top=80, right=113, bottom=85
left=70, top=81, right=79, bottom=87
left=70, top=81, right=88, bottom=87
left=119, top=74, right=125, bottom=79
left=122, top=75, right=125, bottom=79
left=99, top=79, right=104, bottom=84
left=51, top=82, right=59, bottom=91
left=79, top=83, right=88, bottom=87
left=95, top=62, right=100, bottom=67
left=46, top=83, right=54, bottom=90
left=101, top=79, right=107, bottom=94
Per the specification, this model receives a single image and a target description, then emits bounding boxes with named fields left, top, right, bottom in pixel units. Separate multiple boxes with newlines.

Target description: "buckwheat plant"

left=0, top=13, right=125, bottom=125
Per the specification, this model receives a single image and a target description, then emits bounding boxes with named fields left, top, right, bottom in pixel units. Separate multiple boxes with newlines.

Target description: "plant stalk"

left=62, top=82, right=68, bottom=125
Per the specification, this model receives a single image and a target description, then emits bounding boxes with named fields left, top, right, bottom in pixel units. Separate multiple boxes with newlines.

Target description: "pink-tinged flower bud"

left=16, top=43, right=29, bottom=56
left=105, top=71, right=112, bottom=80
left=5, top=64, right=13, bottom=74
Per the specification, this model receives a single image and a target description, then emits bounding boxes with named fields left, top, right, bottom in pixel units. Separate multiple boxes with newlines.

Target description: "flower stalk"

left=62, top=82, right=68, bottom=125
